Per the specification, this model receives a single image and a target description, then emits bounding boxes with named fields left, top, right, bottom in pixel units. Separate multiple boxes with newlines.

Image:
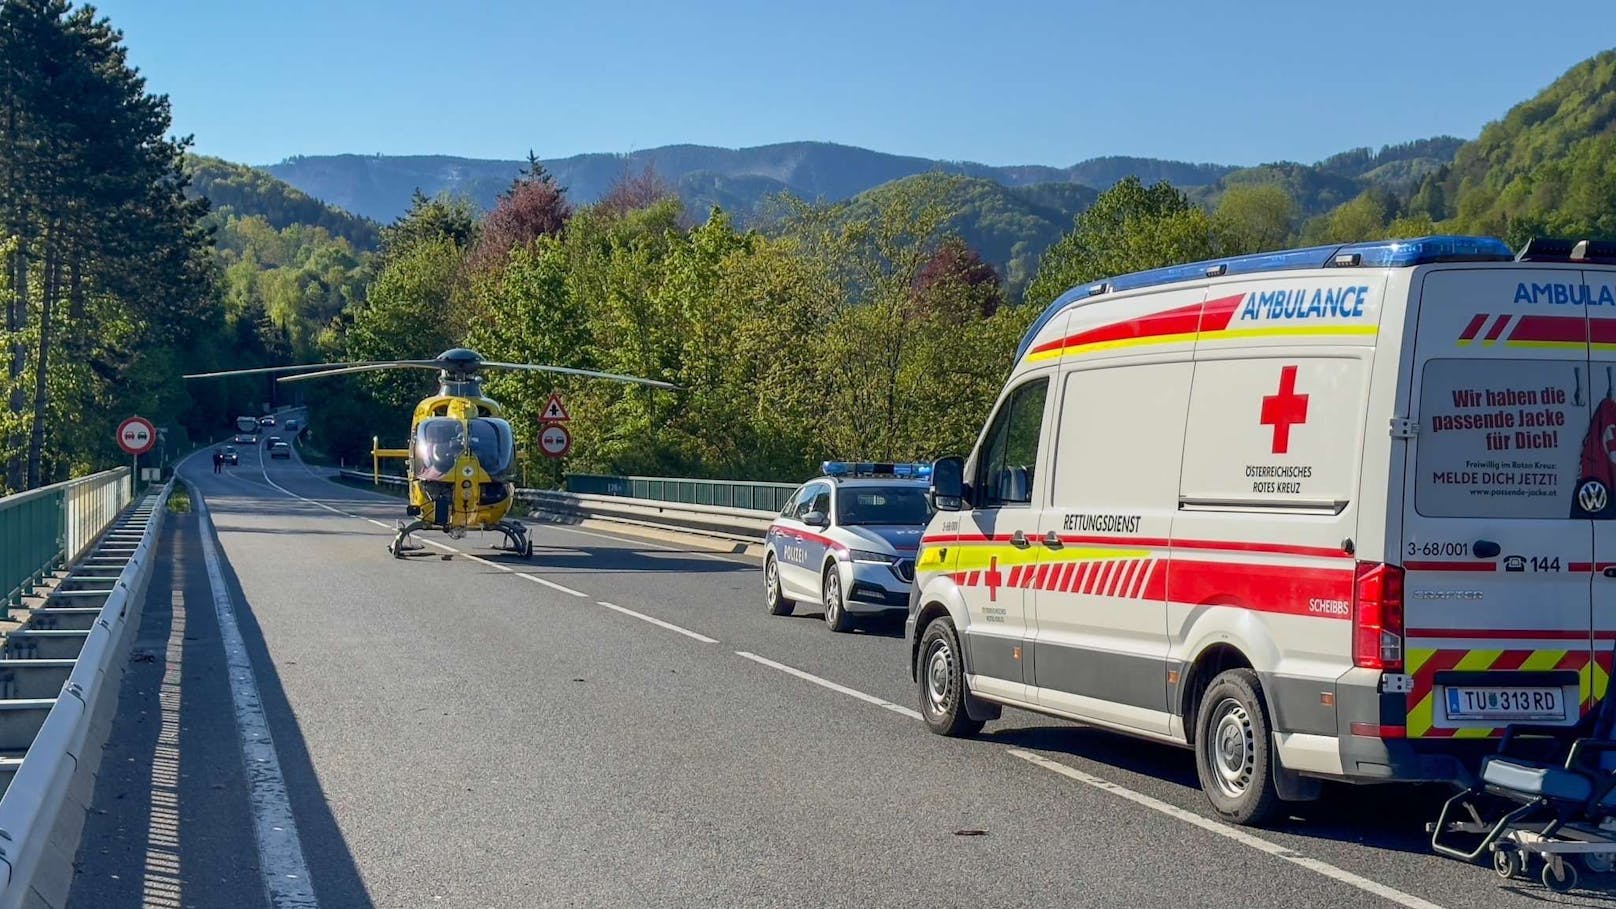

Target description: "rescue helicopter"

left=185, top=348, right=674, bottom=558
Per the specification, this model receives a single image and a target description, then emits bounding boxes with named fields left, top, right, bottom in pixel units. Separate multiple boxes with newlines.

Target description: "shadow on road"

left=200, top=515, right=378, bottom=909
left=986, top=721, right=1457, bottom=854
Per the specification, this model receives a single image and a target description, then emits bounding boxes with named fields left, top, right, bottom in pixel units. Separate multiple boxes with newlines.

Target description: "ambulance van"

left=909, top=236, right=1616, bottom=824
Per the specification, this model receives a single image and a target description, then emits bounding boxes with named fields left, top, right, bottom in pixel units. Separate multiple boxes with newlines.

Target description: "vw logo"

left=1579, top=480, right=1608, bottom=514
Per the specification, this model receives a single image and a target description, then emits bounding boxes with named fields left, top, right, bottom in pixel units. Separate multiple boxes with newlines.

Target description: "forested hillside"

left=263, top=143, right=1237, bottom=223
left=1417, top=50, right=1616, bottom=244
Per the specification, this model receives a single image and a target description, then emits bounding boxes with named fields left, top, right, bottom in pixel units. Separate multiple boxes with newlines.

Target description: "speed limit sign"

left=538, top=423, right=572, bottom=459
left=116, top=416, right=156, bottom=456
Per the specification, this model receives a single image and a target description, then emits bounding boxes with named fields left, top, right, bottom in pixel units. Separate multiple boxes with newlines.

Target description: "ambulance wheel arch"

left=909, top=591, right=970, bottom=681
left=1175, top=617, right=1285, bottom=740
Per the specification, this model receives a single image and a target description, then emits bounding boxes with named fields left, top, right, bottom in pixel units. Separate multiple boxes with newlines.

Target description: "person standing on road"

left=213, top=449, right=223, bottom=474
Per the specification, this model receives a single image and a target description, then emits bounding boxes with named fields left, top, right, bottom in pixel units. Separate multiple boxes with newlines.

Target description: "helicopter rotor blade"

left=183, top=361, right=380, bottom=380
left=481, top=361, right=679, bottom=390
left=276, top=362, right=444, bottom=383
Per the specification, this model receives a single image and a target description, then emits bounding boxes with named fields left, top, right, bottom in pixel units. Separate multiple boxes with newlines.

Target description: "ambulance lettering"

left=1237, top=285, right=1371, bottom=321
left=1061, top=513, right=1141, bottom=533
left=1512, top=282, right=1616, bottom=306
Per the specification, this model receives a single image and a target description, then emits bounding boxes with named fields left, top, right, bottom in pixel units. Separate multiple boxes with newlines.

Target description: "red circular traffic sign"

left=538, top=423, right=572, bottom=459
left=116, top=416, right=156, bottom=455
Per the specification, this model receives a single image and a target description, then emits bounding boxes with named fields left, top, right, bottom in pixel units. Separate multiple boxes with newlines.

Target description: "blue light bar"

left=1330, top=235, right=1515, bottom=268
left=821, top=461, right=933, bottom=479
left=1014, top=234, right=1514, bottom=361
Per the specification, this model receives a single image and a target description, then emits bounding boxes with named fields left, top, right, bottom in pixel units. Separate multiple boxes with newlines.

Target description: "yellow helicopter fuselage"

left=374, top=390, right=519, bottom=532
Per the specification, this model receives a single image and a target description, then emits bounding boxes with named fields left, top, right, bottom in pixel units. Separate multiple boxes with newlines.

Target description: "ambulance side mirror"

left=930, top=456, right=966, bottom=512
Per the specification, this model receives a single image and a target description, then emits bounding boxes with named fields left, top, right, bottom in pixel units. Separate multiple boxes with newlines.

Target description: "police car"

left=765, top=462, right=932, bottom=632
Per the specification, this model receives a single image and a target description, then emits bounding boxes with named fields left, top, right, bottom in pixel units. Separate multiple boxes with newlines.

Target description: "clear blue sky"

left=92, top=0, right=1613, bottom=168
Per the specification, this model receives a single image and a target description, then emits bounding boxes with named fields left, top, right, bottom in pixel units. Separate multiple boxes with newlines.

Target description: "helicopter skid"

left=387, top=518, right=533, bottom=559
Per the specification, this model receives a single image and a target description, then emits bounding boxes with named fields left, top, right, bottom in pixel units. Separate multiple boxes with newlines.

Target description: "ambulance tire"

left=1194, top=669, right=1281, bottom=826
left=917, top=618, right=984, bottom=737
left=765, top=555, right=794, bottom=616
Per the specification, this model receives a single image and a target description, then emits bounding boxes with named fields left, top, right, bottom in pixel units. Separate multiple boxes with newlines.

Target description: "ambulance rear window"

left=1415, top=359, right=1586, bottom=519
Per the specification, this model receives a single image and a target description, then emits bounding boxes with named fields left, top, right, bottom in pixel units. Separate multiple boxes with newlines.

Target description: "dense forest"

left=1, top=2, right=1611, bottom=493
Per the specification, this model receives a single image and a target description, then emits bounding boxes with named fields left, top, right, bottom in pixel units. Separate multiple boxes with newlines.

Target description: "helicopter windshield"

left=468, top=417, right=515, bottom=479
left=413, top=418, right=465, bottom=481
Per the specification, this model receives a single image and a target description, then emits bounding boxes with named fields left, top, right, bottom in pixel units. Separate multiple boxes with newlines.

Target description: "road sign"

left=116, top=416, right=156, bottom=455
left=541, top=393, right=571, bottom=422
left=538, top=423, right=572, bottom=459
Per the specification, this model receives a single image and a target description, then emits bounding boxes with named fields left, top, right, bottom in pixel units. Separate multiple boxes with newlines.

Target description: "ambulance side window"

left=977, top=378, right=1050, bottom=508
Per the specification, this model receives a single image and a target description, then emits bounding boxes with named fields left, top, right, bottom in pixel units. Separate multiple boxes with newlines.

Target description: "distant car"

left=234, top=434, right=255, bottom=444
left=764, top=461, right=932, bottom=632
left=284, top=418, right=299, bottom=432
left=222, top=446, right=239, bottom=465
left=259, top=415, right=276, bottom=427
left=266, top=435, right=282, bottom=445
left=268, top=440, right=291, bottom=460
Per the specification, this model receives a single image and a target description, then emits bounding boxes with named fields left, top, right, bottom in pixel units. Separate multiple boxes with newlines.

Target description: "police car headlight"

left=849, top=548, right=895, bottom=564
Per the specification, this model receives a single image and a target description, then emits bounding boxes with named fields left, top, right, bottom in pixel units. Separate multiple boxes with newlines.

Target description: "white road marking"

left=190, top=491, right=319, bottom=908
left=1007, top=749, right=1448, bottom=909
left=596, top=601, right=718, bottom=643
left=734, top=651, right=922, bottom=720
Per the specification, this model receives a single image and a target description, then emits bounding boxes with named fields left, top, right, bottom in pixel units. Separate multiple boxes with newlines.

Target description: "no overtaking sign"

left=117, top=415, right=156, bottom=455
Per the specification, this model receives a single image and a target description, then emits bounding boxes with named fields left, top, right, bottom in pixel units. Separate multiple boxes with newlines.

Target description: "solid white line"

left=190, top=491, right=318, bottom=908
left=734, top=651, right=922, bottom=720
left=1006, top=749, right=1447, bottom=909
left=597, top=601, right=718, bottom=643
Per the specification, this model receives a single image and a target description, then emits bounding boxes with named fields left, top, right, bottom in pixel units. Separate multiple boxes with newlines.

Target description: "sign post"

left=116, top=415, right=157, bottom=495
left=538, top=423, right=572, bottom=459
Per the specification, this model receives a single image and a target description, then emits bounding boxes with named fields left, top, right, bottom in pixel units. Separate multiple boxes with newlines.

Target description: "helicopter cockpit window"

left=468, top=418, right=516, bottom=479
left=413, top=418, right=465, bottom=481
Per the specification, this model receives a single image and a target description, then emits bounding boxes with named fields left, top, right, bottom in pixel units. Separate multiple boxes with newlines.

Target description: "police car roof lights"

left=820, top=461, right=933, bottom=479
left=1016, top=234, right=1519, bottom=361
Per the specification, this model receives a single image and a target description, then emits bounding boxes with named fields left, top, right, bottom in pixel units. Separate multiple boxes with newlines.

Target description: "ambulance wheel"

left=1493, top=848, right=1523, bottom=880
left=1582, top=851, right=1616, bottom=874
left=1194, top=669, right=1281, bottom=825
left=1543, top=858, right=1579, bottom=893
left=917, top=617, right=984, bottom=737
left=765, top=556, right=794, bottom=616
left=823, top=566, right=854, bottom=633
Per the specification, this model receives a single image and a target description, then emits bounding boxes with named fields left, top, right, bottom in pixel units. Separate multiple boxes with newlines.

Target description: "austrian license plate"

left=1443, top=686, right=1565, bottom=721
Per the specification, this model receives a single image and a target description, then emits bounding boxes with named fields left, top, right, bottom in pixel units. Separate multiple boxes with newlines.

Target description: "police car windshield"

left=836, top=485, right=931, bottom=526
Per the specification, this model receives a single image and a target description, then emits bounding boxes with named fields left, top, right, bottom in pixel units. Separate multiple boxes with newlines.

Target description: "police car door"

left=777, top=481, right=834, bottom=599
left=956, top=373, right=1056, bottom=697
left=1404, top=267, right=1594, bottom=739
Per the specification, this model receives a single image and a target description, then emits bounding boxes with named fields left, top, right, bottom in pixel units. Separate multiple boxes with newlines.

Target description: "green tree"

left=1025, top=177, right=1217, bottom=308
left=1211, top=184, right=1296, bottom=254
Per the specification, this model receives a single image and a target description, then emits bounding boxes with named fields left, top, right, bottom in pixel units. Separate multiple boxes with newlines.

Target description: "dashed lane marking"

left=598, top=601, right=718, bottom=643
left=734, top=651, right=922, bottom=720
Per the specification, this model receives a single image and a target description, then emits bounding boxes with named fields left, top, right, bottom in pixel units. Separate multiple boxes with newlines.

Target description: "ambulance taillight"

left=1352, top=562, right=1405, bottom=672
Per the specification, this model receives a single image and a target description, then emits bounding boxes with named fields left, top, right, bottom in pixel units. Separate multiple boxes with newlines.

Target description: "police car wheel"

left=765, top=556, right=794, bottom=616
left=1193, top=669, right=1280, bottom=825
left=917, top=618, right=984, bottom=737
left=823, top=566, right=854, bottom=632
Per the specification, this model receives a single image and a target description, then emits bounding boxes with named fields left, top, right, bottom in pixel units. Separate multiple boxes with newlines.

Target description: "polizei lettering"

left=1063, top=513, right=1141, bottom=533
left=1513, top=282, right=1616, bottom=306
left=1238, top=285, right=1369, bottom=321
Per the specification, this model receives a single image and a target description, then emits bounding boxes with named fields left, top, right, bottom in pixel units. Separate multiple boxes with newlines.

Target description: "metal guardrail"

left=566, top=473, right=795, bottom=513
left=1, top=470, right=132, bottom=611
left=0, top=482, right=168, bottom=909
left=337, top=471, right=776, bottom=542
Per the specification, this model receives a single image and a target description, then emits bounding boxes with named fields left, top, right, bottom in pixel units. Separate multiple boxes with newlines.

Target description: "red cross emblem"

left=1260, top=365, right=1309, bottom=454
left=984, top=555, right=1003, bottom=602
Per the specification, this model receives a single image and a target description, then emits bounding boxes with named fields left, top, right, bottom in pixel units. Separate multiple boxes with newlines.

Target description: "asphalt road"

left=67, top=426, right=1616, bottom=907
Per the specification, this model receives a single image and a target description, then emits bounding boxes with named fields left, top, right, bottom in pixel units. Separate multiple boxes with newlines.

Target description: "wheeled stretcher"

left=1429, top=686, right=1616, bottom=893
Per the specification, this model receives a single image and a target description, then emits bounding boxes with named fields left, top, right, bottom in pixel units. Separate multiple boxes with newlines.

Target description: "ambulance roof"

left=1016, top=234, right=1516, bottom=362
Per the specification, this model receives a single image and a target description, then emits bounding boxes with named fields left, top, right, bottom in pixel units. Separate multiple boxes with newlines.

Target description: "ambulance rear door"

left=1404, top=267, right=1594, bottom=740
left=1584, top=269, right=1616, bottom=711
